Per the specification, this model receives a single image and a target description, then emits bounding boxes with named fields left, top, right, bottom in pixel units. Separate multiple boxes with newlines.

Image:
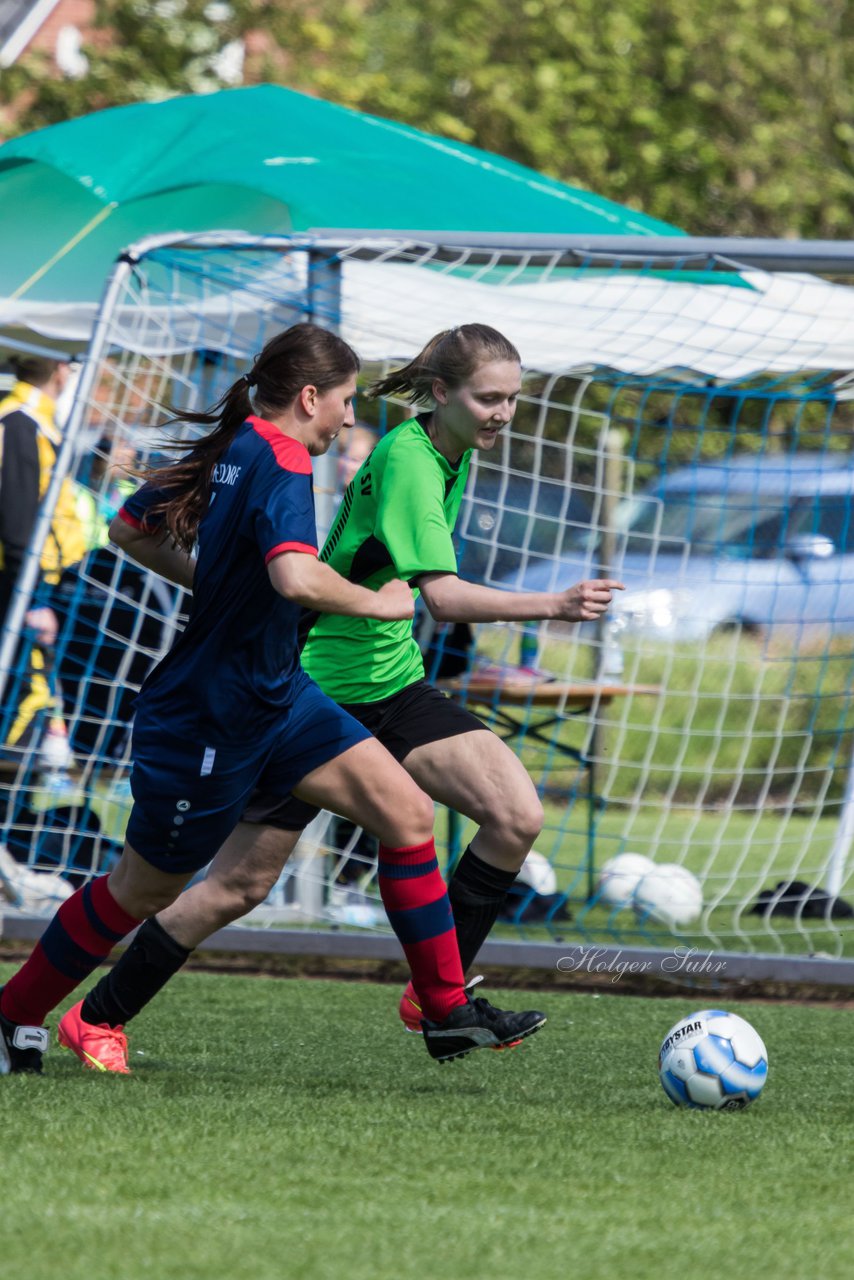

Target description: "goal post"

left=3, top=230, right=854, bottom=984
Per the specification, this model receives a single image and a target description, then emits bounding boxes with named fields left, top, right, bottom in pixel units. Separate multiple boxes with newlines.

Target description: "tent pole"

left=305, top=249, right=343, bottom=542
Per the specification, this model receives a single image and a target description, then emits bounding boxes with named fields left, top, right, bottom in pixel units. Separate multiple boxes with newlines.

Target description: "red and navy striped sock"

left=0, top=875, right=142, bottom=1027
left=377, top=838, right=466, bottom=1022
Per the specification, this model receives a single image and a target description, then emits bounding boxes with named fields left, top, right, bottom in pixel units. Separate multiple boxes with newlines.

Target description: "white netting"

left=2, top=233, right=854, bottom=964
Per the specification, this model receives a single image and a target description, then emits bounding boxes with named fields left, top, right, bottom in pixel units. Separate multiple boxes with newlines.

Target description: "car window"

left=459, top=469, right=854, bottom=574
left=607, top=488, right=854, bottom=559
left=614, top=489, right=790, bottom=559
left=787, top=495, right=854, bottom=553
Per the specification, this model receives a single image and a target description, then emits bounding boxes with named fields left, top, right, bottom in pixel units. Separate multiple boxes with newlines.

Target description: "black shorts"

left=240, top=678, right=487, bottom=831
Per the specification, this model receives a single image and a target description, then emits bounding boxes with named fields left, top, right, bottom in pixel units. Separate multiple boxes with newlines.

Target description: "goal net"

left=3, top=232, right=854, bottom=973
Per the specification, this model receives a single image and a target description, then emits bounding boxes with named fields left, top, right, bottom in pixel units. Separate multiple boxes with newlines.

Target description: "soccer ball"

left=515, top=851, right=557, bottom=897
left=658, top=1009, right=768, bottom=1110
left=596, top=852, right=655, bottom=907
left=633, top=862, right=702, bottom=929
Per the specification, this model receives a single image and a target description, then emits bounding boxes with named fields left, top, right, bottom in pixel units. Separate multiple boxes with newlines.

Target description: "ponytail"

left=368, top=324, right=519, bottom=406
left=142, top=324, right=360, bottom=552
left=141, top=379, right=254, bottom=552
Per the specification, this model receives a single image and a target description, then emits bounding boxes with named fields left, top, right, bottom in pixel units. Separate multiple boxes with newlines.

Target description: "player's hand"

left=554, top=579, right=624, bottom=622
left=373, top=578, right=415, bottom=621
left=25, top=606, right=59, bottom=646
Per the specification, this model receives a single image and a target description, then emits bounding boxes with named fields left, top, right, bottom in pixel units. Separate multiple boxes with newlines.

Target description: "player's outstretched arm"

left=418, top=572, right=624, bottom=624
left=108, top=514, right=196, bottom=590
left=269, top=551, right=414, bottom=621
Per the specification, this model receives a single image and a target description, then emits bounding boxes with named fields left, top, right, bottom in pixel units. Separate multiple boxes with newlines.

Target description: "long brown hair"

left=144, top=324, right=360, bottom=551
left=368, top=324, right=519, bottom=405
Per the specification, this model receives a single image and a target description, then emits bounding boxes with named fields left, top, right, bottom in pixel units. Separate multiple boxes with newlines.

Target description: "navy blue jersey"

left=119, top=415, right=318, bottom=744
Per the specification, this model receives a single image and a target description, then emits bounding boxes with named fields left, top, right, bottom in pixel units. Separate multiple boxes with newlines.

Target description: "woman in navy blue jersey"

left=0, top=324, right=545, bottom=1076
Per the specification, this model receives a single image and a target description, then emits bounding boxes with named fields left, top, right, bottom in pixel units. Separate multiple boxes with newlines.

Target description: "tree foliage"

left=0, top=0, right=264, bottom=122
left=3, top=0, right=854, bottom=237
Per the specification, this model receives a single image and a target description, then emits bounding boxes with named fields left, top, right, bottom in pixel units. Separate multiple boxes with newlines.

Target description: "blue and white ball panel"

left=664, top=1049, right=700, bottom=1083
left=727, top=1019, right=768, bottom=1069
left=692, top=1034, right=735, bottom=1076
left=660, top=1070, right=692, bottom=1107
left=685, top=1071, right=727, bottom=1109
left=720, top=1058, right=768, bottom=1099
left=658, top=1008, right=768, bottom=1110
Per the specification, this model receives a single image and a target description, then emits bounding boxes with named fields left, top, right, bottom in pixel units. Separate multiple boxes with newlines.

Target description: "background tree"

left=2, top=0, right=854, bottom=238
left=0, top=0, right=264, bottom=125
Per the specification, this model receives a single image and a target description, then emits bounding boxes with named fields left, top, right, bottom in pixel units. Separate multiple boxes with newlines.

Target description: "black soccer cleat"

left=0, top=990, right=49, bottom=1075
left=421, top=993, right=547, bottom=1063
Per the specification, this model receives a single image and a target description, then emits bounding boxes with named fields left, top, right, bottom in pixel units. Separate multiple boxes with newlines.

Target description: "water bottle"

left=40, top=713, right=74, bottom=793
left=600, top=617, right=626, bottom=677
left=519, top=624, right=540, bottom=672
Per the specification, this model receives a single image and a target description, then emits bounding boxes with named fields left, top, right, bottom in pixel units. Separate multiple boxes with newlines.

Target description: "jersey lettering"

left=212, top=462, right=242, bottom=486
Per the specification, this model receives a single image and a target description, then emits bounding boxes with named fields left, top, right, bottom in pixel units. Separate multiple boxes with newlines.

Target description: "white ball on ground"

left=597, top=852, right=655, bottom=907
left=658, top=1009, right=768, bottom=1109
left=514, top=851, right=558, bottom=896
left=633, top=862, right=703, bottom=929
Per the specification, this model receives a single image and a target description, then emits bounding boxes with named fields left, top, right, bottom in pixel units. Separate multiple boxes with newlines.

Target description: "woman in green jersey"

left=60, top=325, right=622, bottom=1067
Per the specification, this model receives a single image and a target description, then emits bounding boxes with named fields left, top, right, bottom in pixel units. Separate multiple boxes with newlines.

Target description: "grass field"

left=2, top=967, right=852, bottom=1280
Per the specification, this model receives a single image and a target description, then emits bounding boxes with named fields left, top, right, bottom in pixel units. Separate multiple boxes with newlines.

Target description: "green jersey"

left=302, top=417, right=471, bottom=703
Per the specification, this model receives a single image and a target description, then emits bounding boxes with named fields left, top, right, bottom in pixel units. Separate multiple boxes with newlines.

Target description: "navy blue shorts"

left=125, top=677, right=371, bottom=873
left=241, top=678, right=487, bottom=831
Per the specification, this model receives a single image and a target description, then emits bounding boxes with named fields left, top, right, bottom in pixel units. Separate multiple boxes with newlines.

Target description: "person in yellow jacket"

left=0, top=355, right=87, bottom=749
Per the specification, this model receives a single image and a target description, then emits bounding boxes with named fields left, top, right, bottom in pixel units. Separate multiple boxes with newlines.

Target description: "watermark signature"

left=556, top=945, right=727, bottom=983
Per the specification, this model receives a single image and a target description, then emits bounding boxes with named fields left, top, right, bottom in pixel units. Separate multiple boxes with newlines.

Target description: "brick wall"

left=24, top=0, right=96, bottom=60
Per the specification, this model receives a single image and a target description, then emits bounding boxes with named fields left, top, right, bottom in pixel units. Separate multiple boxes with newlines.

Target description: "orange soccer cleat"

left=398, top=981, right=424, bottom=1034
left=57, top=1000, right=130, bottom=1074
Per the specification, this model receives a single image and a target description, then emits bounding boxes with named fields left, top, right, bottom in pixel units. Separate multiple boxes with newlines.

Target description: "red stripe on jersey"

left=117, top=506, right=144, bottom=529
left=265, top=541, right=318, bottom=564
left=249, top=416, right=313, bottom=474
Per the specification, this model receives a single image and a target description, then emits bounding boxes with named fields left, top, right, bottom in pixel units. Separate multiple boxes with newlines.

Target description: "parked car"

left=456, top=464, right=594, bottom=587
left=460, top=453, right=854, bottom=642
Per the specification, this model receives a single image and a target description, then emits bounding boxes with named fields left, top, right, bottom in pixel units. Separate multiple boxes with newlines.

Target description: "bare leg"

left=156, top=824, right=300, bottom=950
left=79, top=737, right=444, bottom=1034
left=0, top=843, right=195, bottom=1031
left=74, top=825, right=300, bottom=1035
left=400, top=728, right=545, bottom=976
left=292, top=737, right=435, bottom=845
left=293, top=738, right=466, bottom=1020
left=108, top=843, right=198, bottom=917
left=403, top=728, right=544, bottom=872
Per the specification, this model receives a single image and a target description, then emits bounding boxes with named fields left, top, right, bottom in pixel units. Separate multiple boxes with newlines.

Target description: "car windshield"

left=567, top=487, right=854, bottom=560
left=617, top=490, right=788, bottom=558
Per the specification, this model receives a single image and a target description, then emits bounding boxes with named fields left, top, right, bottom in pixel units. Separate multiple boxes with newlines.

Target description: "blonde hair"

left=368, top=325, right=519, bottom=405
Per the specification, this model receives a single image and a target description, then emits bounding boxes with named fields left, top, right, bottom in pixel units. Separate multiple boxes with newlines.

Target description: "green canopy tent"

left=0, top=82, right=681, bottom=347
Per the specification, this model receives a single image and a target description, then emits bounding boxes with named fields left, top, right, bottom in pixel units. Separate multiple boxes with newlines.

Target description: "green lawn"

left=2, top=970, right=851, bottom=1280
left=442, top=799, right=854, bottom=957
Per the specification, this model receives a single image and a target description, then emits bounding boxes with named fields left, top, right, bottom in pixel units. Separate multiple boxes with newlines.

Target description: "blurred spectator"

left=74, top=435, right=139, bottom=551
left=0, top=355, right=87, bottom=751
left=336, top=422, right=378, bottom=493
left=0, top=355, right=87, bottom=625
